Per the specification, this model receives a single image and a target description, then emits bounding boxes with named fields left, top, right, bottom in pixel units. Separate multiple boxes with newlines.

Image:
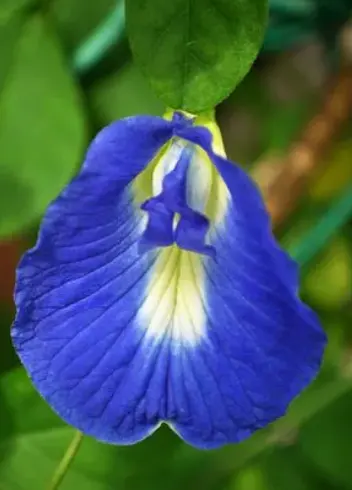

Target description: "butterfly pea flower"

left=12, top=111, right=326, bottom=449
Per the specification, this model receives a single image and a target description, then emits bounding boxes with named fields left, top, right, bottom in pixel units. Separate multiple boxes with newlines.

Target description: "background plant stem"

left=46, top=431, right=83, bottom=490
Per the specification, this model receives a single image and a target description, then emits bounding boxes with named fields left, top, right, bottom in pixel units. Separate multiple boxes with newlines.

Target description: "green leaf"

left=126, top=0, right=268, bottom=112
left=89, top=61, right=164, bottom=125
left=0, top=0, right=34, bottom=22
left=0, top=1, right=25, bottom=94
left=262, top=445, right=336, bottom=490
left=0, top=14, right=86, bottom=238
left=229, top=447, right=328, bottom=490
left=299, top=390, right=352, bottom=489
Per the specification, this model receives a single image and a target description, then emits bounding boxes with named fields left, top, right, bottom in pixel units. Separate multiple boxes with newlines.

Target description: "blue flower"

left=12, top=111, right=326, bottom=449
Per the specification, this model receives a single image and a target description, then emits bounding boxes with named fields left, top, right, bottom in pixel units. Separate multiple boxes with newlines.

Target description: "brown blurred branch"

left=254, top=25, right=352, bottom=229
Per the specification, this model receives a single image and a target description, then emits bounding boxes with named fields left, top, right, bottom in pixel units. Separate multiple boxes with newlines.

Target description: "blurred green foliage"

left=266, top=0, right=352, bottom=50
left=50, top=0, right=117, bottom=51
left=0, top=0, right=352, bottom=489
left=0, top=14, right=86, bottom=236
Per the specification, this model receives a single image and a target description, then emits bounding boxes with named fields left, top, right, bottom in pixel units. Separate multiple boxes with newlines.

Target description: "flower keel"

left=140, top=142, right=215, bottom=258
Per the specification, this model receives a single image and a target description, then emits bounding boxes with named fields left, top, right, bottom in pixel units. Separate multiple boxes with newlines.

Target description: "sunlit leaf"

left=230, top=464, right=267, bottom=490
left=302, top=237, right=352, bottom=311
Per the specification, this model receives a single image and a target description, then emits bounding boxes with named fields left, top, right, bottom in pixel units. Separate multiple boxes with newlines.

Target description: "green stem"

left=46, top=431, right=83, bottom=490
left=72, top=1, right=125, bottom=75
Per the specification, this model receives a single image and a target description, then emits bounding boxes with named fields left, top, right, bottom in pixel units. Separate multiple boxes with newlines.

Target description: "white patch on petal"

left=138, top=247, right=206, bottom=346
left=212, top=171, right=231, bottom=229
left=200, top=117, right=231, bottom=229
left=152, top=139, right=186, bottom=196
left=186, top=149, right=212, bottom=214
left=135, top=128, right=231, bottom=347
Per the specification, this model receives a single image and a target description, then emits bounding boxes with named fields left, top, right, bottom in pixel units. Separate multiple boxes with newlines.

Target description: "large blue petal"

left=12, top=114, right=326, bottom=450
left=12, top=115, right=174, bottom=444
